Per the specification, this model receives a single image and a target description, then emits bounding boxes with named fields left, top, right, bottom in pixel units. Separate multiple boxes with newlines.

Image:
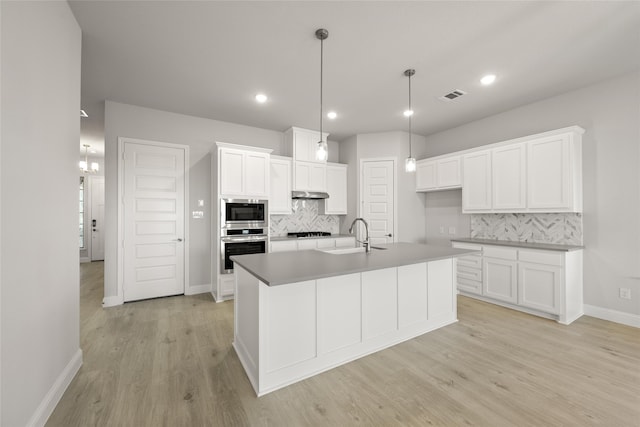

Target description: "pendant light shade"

left=404, top=69, right=416, bottom=173
left=79, top=144, right=99, bottom=174
left=315, top=28, right=329, bottom=161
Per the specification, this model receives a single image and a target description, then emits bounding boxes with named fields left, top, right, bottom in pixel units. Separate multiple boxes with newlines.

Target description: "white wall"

left=420, top=71, right=640, bottom=316
left=1, top=2, right=82, bottom=425
left=339, top=131, right=428, bottom=243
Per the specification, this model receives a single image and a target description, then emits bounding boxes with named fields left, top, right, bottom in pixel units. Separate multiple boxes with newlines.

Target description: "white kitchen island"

left=231, top=243, right=476, bottom=396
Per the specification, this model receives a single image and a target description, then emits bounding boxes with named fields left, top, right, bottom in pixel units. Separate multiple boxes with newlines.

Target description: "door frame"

left=117, top=136, right=190, bottom=302
left=358, top=157, right=398, bottom=243
left=89, top=175, right=105, bottom=261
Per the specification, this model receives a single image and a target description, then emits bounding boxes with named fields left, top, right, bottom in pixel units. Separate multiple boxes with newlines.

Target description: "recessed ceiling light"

left=327, top=111, right=337, bottom=119
left=480, top=74, right=497, bottom=85
left=80, top=110, right=88, bottom=117
left=255, top=93, right=268, bottom=103
left=90, top=149, right=97, bottom=154
left=403, top=109, right=414, bottom=117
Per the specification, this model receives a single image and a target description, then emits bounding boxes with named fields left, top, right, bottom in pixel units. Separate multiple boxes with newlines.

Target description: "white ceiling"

left=70, top=1, right=640, bottom=157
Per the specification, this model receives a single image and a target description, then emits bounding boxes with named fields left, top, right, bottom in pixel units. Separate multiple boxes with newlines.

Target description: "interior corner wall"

left=422, top=71, right=640, bottom=316
left=1, top=2, right=82, bottom=426
left=343, top=131, right=427, bottom=243
left=103, top=101, right=284, bottom=300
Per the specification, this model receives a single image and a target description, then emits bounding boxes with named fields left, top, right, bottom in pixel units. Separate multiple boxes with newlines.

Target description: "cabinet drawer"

left=457, top=277, right=482, bottom=295
left=452, top=242, right=482, bottom=252
left=297, top=239, right=318, bottom=250
left=457, top=255, right=482, bottom=269
left=518, top=250, right=563, bottom=266
left=483, top=245, right=518, bottom=260
left=457, top=267, right=482, bottom=281
left=270, top=240, right=298, bottom=253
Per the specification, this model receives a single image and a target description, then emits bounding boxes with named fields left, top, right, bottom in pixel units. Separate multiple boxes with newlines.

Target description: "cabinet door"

left=310, top=163, right=327, bottom=192
left=527, top=134, right=571, bottom=210
left=437, top=156, right=461, bottom=188
left=315, top=238, right=335, bottom=249
left=294, top=130, right=314, bottom=162
left=270, top=157, right=292, bottom=214
left=294, top=162, right=311, bottom=191
left=244, top=151, right=269, bottom=198
left=492, top=144, right=526, bottom=210
left=518, top=262, right=562, bottom=314
left=220, top=149, right=244, bottom=196
left=297, top=239, right=317, bottom=250
left=416, top=160, right=437, bottom=191
left=335, top=237, right=356, bottom=248
left=462, top=150, right=492, bottom=212
left=483, top=257, right=517, bottom=304
left=270, top=240, right=298, bottom=253
left=324, top=164, right=347, bottom=214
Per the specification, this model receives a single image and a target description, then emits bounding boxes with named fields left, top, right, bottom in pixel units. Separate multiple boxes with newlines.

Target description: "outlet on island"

left=619, top=288, right=631, bottom=300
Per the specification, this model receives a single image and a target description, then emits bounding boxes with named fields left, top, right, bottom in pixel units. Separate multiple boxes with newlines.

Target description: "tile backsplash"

left=270, top=200, right=340, bottom=236
left=470, top=213, right=583, bottom=245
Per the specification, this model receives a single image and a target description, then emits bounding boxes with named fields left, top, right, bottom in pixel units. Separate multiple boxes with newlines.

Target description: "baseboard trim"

left=27, top=348, right=83, bottom=427
left=185, top=283, right=212, bottom=295
left=102, top=295, right=124, bottom=307
left=584, top=304, right=640, bottom=328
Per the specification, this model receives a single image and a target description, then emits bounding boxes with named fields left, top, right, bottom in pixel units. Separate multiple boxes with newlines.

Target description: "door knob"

left=173, top=238, right=183, bottom=242
left=385, top=234, right=392, bottom=237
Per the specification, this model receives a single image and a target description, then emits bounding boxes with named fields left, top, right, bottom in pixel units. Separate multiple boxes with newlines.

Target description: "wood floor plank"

left=46, top=261, right=640, bottom=426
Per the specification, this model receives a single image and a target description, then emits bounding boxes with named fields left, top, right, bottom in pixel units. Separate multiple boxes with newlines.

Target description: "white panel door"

left=90, top=176, right=105, bottom=261
left=123, top=142, right=185, bottom=302
left=362, top=159, right=395, bottom=245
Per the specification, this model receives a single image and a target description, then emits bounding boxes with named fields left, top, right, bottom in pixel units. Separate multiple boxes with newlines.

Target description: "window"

left=79, top=176, right=85, bottom=248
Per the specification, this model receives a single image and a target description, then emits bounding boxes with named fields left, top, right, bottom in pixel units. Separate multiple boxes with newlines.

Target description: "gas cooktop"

left=287, top=231, right=332, bottom=238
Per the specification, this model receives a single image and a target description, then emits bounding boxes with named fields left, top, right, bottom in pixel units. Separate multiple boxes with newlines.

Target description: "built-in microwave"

left=221, top=198, right=268, bottom=229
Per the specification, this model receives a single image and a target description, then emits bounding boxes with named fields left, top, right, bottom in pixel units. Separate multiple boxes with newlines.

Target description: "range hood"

left=291, top=191, right=329, bottom=200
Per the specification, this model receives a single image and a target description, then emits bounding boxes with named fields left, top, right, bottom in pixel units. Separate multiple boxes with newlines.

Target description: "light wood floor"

left=47, top=261, right=640, bottom=426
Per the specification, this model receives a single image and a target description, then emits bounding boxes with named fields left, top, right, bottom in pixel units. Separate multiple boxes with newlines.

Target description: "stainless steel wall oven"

left=220, top=228, right=267, bottom=274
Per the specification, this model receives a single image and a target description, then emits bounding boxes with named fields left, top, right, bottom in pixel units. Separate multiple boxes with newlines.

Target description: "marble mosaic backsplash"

left=270, top=200, right=340, bottom=236
left=471, top=213, right=583, bottom=245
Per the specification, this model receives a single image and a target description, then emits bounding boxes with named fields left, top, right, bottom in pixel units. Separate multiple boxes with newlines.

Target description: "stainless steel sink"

left=317, top=246, right=387, bottom=255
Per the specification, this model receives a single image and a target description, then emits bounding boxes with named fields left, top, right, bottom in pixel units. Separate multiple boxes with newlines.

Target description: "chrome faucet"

left=348, top=217, right=370, bottom=253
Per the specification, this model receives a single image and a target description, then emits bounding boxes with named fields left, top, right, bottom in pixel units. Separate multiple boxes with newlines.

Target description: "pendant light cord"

left=408, top=72, right=412, bottom=157
left=320, top=36, right=324, bottom=140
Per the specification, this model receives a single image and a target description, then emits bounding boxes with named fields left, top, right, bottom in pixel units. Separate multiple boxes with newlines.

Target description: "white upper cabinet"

left=217, top=143, right=271, bottom=199
left=462, top=150, right=492, bottom=212
left=294, top=161, right=326, bottom=192
left=527, top=133, right=582, bottom=212
left=416, top=156, right=461, bottom=192
left=322, top=163, right=348, bottom=215
left=285, top=127, right=329, bottom=164
left=270, top=156, right=292, bottom=214
left=492, top=143, right=526, bottom=210
left=455, top=126, right=583, bottom=213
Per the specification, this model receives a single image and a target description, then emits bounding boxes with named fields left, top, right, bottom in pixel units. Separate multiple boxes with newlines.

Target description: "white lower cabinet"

left=453, top=241, right=583, bottom=324
left=269, top=236, right=356, bottom=253
left=483, top=257, right=518, bottom=304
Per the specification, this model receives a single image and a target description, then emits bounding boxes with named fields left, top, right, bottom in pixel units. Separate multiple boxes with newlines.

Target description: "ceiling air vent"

left=439, top=89, right=467, bottom=102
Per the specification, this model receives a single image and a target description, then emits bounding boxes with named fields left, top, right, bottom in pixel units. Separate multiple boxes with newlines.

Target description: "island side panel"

left=427, top=258, right=457, bottom=325
left=233, top=265, right=260, bottom=393
left=398, top=262, right=429, bottom=328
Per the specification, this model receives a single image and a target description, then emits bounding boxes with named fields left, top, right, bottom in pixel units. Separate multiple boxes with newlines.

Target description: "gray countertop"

left=270, top=234, right=355, bottom=242
left=451, top=237, right=584, bottom=252
left=231, top=242, right=477, bottom=286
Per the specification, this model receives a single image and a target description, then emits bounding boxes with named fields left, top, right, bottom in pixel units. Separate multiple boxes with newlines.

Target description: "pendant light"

left=404, top=69, right=416, bottom=172
left=315, top=28, right=329, bottom=161
left=79, top=144, right=99, bottom=174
